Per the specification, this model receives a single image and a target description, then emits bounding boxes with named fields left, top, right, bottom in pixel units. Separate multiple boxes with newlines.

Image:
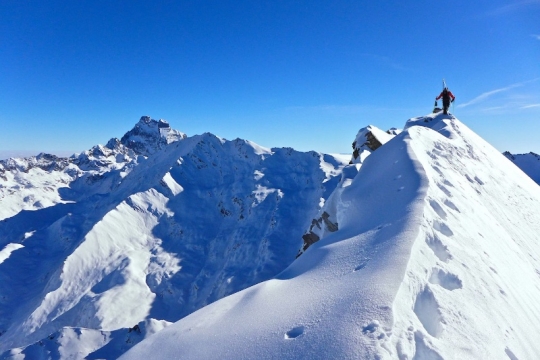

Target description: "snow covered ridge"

left=0, top=117, right=349, bottom=359
left=121, top=112, right=540, bottom=360
left=503, top=151, right=540, bottom=185
left=300, top=124, right=401, bottom=254
left=0, top=117, right=184, bottom=220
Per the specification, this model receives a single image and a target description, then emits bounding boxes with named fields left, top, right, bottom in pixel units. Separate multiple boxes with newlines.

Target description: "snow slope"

left=503, top=151, right=540, bottom=185
left=0, top=118, right=348, bottom=358
left=122, top=113, right=540, bottom=360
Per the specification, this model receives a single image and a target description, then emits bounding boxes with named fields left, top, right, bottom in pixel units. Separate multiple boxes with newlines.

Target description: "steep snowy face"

left=0, top=120, right=348, bottom=357
left=503, top=151, right=540, bottom=185
left=120, top=116, right=186, bottom=156
left=122, top=113, right=540, bottom=360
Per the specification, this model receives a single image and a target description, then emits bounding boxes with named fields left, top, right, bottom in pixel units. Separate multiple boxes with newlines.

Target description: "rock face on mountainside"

left=121, top=112, right=540, bottom=360
left=503, top=151, right=540, bottom=185
left=120, top=116, right=186, bottom=156
left=349, top=125, right=400, bottom=164
left=0, top=117, right=348, bottom=359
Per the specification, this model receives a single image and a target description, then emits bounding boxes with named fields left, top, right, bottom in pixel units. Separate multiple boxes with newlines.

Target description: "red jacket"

left=436, top=90, right=455, bottom=101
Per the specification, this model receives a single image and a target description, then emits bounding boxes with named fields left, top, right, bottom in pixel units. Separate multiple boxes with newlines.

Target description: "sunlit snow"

left=2, top=114, right=540, bottom=360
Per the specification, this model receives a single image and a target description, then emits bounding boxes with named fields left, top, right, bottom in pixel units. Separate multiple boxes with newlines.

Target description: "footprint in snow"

left=436, top=183, right=452, bottom=198
left=362, top=320, right=380, bottom=334
left=505, top=347, right=520, bottom=360
left=414, top=331, right=444, bottom=360
left=474, top=176, right=484, bottom=185
left=284, top=326, right=305, bottom=339
left=426, top=234, right=452, bottom=262
left=433, top=220, right=454, bottom=237
left=464, top=174, right=475, bottom=184
left=354, top=259, right=370, bottom=272
left=429, top=199, right=447, bottom=220
left=429, top=268, right=462, bottom=291
left=443, top=199, right=460, bottom=213
left=442, top=179, right=454, bottom=187
left=432, top=166, right=444, bottom=177
left=413, top=286, right=443, bottom=338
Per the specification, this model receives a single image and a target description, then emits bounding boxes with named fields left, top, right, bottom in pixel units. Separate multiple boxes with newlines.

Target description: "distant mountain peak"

left=503, top=151, right=540, bottom=185
left=119, top=116, right=187, bottom=156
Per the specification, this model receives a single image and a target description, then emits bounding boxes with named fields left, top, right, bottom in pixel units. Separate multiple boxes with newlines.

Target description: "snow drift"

left=121, top=113, right=540, bottom=360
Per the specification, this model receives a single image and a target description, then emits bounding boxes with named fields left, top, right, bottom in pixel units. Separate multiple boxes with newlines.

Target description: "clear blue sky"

left=1, top=1, right=539, bottom=157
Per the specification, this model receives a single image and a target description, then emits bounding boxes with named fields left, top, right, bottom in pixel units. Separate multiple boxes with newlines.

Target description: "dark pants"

left=443, top=98, right=450, bottom=114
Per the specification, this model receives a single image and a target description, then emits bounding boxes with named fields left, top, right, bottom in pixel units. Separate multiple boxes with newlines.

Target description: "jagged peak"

left=350, top=125, right=397, bottom=164
left=503, top=151, right=515, bottom=160
left=120, top=116, right=187, bottom=156
left=505, top=151, right=540, bottom=159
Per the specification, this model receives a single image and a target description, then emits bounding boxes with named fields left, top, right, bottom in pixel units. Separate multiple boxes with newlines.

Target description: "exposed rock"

left=321, top=211, right=338, bottom=232
left=300, top=232, right=320, bottom=253
left=300, top=211, right=338, bottom=253
left=120, top=116, right=186, bottom=156
left=350, top=125, right=397, bottom=164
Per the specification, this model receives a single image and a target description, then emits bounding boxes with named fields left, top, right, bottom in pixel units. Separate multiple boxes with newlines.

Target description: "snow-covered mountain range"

left=0, top=116, right=348, bottom=359
left=1, top=113, right=540, bottom=359
left=503, top=151, right=540, bottom=185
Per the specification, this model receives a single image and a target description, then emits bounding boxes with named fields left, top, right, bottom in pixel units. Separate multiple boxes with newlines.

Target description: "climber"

left=436, top=87, right=455, bottom=115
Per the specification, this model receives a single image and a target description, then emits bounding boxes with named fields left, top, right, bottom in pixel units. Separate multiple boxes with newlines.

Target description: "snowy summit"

left=1, top=113, right=540, bottom=359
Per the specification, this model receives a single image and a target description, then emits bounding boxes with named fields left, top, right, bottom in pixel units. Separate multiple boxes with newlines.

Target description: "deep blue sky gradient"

left=1, top=1, right=539, bottom=156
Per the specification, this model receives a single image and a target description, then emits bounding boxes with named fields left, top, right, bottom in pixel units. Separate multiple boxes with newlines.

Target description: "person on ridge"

left=436, top=87, right=455, bottom=115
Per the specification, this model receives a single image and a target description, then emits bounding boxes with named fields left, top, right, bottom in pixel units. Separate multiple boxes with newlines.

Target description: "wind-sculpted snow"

left=122, top=113, right=540, bottom=360
left=0, top=118, right=348, bottom=358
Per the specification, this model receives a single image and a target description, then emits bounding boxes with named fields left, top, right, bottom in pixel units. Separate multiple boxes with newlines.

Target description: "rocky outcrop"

left=350, top=125, right=397, bottom=164
left=300, top=211, right=339, bottom=253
